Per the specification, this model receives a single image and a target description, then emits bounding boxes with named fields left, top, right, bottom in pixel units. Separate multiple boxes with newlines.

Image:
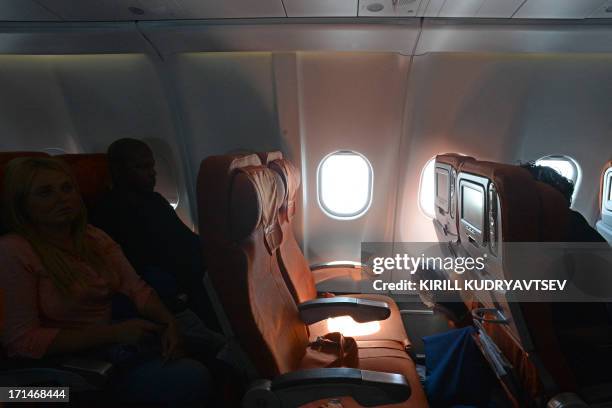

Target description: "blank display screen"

left=436, top=170, right=449, bottom=201
left=461, top=184, right=484, bottom=231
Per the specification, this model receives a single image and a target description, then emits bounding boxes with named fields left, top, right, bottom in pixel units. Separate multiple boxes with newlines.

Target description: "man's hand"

left=112, top=319, right=163, bottom=345
left=161, top=320, right=185, bottom=361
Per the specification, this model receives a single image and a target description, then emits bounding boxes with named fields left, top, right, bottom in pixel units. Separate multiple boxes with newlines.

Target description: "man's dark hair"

left=520, top=162, right=574, bottom=205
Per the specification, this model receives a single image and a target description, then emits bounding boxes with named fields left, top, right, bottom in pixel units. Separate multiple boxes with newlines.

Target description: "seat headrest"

left=270, top=159, right=301, bottom=222
left=256, top=151, right=301, bottom=222
left=257, top=150, right=284, bottom=165
left=460, top=160, right=569, bottom=242
left=198, top=153, right=263, bottom=248
left=230, top=166, right=285, bottom=254
left=58, top=154, right=111, bottom=211
left=436, top=153, right=476, bottom=170
left=461, top=160, right=541, bottom=242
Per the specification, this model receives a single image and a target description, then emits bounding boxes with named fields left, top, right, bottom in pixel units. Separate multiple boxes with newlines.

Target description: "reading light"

left=367, top=3, right=384, bottom=12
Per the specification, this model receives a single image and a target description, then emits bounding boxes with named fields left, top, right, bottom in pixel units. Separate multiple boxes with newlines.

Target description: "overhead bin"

left=139, top=19, right=421, bottom=56
left=28, top=0, right=286, bottom=20
left=0, top=23, right=152, bottom=54
left=416, top=19, right=612, bottom=54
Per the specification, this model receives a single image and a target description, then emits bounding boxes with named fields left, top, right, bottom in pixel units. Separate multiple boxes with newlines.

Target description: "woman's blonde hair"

left=2, top=156, right=119, bottom=294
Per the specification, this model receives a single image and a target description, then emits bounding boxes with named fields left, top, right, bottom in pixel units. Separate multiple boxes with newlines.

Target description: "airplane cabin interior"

left=0, top=1, right=611, bottom=407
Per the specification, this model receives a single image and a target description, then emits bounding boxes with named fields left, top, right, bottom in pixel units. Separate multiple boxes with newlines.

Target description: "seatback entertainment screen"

left=461, top=183, right=484, bottom=232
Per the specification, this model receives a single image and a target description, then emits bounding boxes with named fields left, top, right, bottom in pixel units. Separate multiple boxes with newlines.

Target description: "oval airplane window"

left=317, top=151, right=373, bottom=220
left=418, top=157, right=436, bottom=219
left=535, top=155, right=581, bottom=201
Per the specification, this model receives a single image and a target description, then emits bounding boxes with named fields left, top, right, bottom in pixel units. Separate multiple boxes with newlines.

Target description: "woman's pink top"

left=0, top=225, right=153, bottom=358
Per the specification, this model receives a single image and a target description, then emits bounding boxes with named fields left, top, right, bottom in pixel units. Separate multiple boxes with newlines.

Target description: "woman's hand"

left=161, top=319, right=184, bottom=361
left=112, top=319, right=163, bottom=345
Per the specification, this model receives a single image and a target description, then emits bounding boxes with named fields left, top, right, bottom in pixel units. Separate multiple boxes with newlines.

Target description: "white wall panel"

left=170, top=53, right=283, bottom=178
left=516, top=55, right=612, bottom=222
left=395, top=53, right=612, bottom=243
left=0, top=54, right=193, bottom=224
left=395, top=53, right=532, bottom=242
left=297, top=52, right=410, bottom=262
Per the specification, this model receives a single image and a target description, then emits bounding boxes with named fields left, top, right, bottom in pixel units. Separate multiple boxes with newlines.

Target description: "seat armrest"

left=0, top=358, right=113, bottom=390
left=242, top=368, right=410, bottom=408
left=547, top=392, right=589, bottom=407
left=310, top=262, right=364, bottom=271
left=60, top=358, right=114, bottom=388
left=298, top=296, right=390, bottom=325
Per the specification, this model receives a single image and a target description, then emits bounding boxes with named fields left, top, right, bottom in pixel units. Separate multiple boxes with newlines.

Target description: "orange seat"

left=433, top=153, right=476, bottom=245
left=197, top=154, right=428, bottom=408
left=57, top=153, right=111, bottom=212
left=258, top=152, right=411, bottom=348
left=457, top=159, right=578, bottom=402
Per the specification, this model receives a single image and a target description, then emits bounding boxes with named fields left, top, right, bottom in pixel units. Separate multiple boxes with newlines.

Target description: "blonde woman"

left=0, top=157, right=209, bottom=404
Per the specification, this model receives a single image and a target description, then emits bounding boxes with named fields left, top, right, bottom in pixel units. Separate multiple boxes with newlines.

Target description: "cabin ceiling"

left=2, top=0, right=612, bottom=21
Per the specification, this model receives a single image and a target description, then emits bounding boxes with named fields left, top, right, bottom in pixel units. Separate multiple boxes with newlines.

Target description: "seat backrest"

left=57, top=154, right=111, bottom=213
left=258, top=151, right=318, bottom=304
left=457, top=159, right=576, bottom=394
left=0, top=152, right=50, bottom=234
left=197, top=154, right=310, bottom=379
left=597, top=160, right=612, bottom=243
left=433, top=153, right=476, bottom=244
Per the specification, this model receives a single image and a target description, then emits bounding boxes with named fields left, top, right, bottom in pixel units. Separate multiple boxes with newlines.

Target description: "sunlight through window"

left=535, top=156, right=579, bottom=185
left=327, top=316, right=381, bottom=337
left=419, top=157, right=436, bottom=219
left=317, top=151, right=373, bottom=219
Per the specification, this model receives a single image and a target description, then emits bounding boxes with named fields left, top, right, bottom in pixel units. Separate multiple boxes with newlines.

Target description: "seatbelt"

left=202, top=272, right=259, bottom=381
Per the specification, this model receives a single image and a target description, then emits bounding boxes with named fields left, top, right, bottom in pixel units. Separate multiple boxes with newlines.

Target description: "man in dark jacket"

left=91, top=138, right=218, bottom=330
left=521, top=163, right=611, bottom=386
left=521, top=163, right=606, bottom=243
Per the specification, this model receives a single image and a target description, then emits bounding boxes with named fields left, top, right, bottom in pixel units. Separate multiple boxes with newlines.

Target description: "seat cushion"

left=308, top=293, right=411, bottom=349
left=299, top=340, right=429, bottom=408
left=312, top=266, right=364, bottom=294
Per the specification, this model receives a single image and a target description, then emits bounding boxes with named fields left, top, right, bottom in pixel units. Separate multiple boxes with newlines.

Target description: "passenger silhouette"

left=0, top=157, right=210, bottom=404
left=521, top=162, right=612, bottom=386
left=91, top=138, right=220, bottom=332
left=521, top=163, right=606, bottom=243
